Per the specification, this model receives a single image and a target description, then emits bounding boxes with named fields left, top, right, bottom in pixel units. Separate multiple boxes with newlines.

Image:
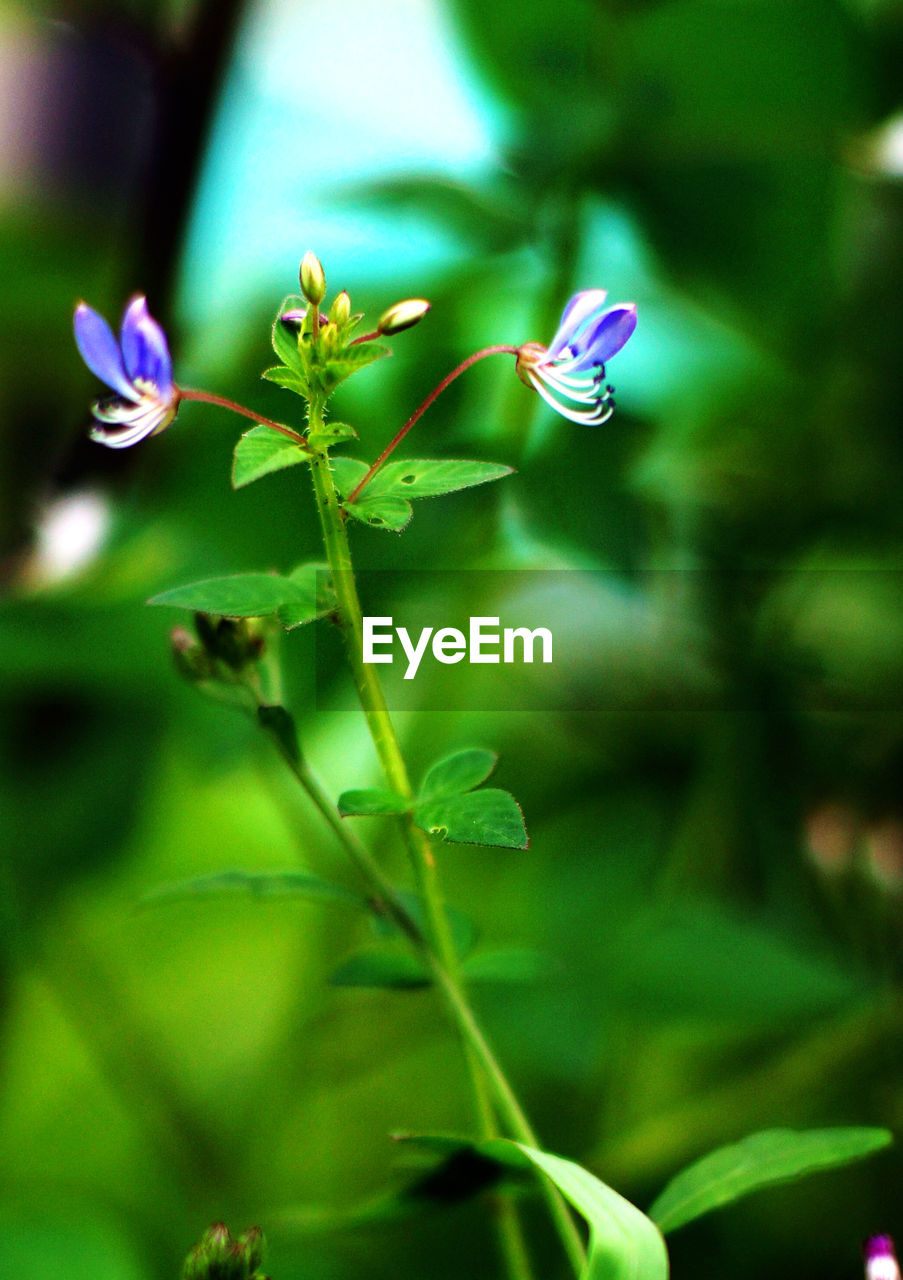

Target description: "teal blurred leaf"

left=338, top=788, right=411, bottom=816
left=414, top=789, right=528, bottom=849
left=143, top=869, right=366, bottom=908
left=649, top=1127, right=893, bottom=1235
left=258, top=704, right=301, bottom=766
left=367, top=460, right=513, bottom=500
left=232, top=425, right=308, bottom=489
left=419, top=748, right=498, bottom=800
left=148, top=573, right=307, bottom=618
left=330, top=948, right=431, bottom=990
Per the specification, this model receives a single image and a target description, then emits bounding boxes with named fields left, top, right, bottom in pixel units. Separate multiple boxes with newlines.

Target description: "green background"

left=2, top=0, right=903, bottom=1277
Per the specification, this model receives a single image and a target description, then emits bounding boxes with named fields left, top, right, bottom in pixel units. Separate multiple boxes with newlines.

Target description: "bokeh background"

left=3, top=0, right=903, bottom=1277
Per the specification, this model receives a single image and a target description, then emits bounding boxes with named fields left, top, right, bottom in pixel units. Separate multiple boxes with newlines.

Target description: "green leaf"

left=338, top=788, right=411, bottom=817
left=461, top=947, right=554, bottom=984
left=419, top=748, right=498, bottom=801
left=276, top=562, right=335, bottom=630
left=648, top=1127, right=893, bottom=1236
left=148, top=573, right=309, bottom=618
left=414, top=789, right=528, bottom=849
left=232, top=425, right=307, bottom=489
left=330, top=457, right=369, bottom=496
left=344, top=495, right=413, bottom=532
left=322, top=341, right=391, bottom=389
left=502, top=1144, right=669, bottom=1280
left=258, top=704, right=301, bottom=766
left=367, top=459, right=513, bottom=500
left=261, top=365, right=309, bottom=396
left=271, top=295, right=309, bottom=381
left=330, top=948, right=430, bottom=990
left=143, top=869, right=365, bottom=909
left=307, top=420, right=357, bottom=449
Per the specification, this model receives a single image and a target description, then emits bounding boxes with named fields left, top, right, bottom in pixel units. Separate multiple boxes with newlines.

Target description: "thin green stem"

left=305, top=404, right=585, bottom=1275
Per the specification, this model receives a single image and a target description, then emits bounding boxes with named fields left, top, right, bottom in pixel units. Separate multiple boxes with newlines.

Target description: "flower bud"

left=170, top=627, right=215, bottom=683
left=299, top=251, right=326, bottom=306
left=329, top=290, right=351, bottom=325
left=377, top=297, right=430, bottom=336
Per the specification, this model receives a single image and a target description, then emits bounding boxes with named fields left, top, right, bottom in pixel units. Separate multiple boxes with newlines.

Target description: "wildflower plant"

left=76, top=256, right=894, bottom=1280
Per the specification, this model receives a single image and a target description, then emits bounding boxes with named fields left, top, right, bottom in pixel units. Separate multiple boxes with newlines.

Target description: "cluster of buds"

left=182, top=1224, right=268, bottom=1280
left=171, top=614, right=266, bottom=684
left=282, top=251, right=430, bottom=353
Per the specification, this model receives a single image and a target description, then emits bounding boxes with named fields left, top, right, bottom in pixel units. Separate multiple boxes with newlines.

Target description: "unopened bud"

left=329, top=290, right=351, bottom=325
left=377, top=297, right=430, bottom=336
left=171, top=627, right=214, bottom=683
left=238, top=1228, right=265, bottom=1273
left=300, top=251, right=326, bottom=306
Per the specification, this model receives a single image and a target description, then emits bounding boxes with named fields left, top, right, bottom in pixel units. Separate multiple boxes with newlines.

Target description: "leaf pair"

left=148, top=563, right=334, bottom=632
left=331, top=457, right=513, bottom=531
left=338, top=748, right=528, bottom=850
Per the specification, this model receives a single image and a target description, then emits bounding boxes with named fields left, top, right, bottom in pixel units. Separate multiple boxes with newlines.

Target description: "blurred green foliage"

left=3, top=0, right=903, bottom=1278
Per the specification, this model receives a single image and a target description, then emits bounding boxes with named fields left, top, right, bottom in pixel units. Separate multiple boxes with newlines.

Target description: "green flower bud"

left=180, top=1224, right=267, bottom=1280
left=377, top=297, right=430, bottom=335
left=237, top=1228, right=265, bottom=1274
left=299, top=251, right=326, bottom=306
left=329, top=290, right=351, bottom=325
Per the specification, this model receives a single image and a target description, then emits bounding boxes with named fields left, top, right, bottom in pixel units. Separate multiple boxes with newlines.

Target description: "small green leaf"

left=344, top=495, right=414, bottom=532
left=648, top=1127, right=894, bottom=1235
left=322, top=342, right=391, bottom=390
left=232, top=425, right=307, bottom=489
left=338, top=788, right=411, bottom=817
left=276, top=562, right=334, bottom=630
left=419, top=748, right=498, bottom=801
left=148, top=573, right=307, bottom=617
left=261, top=365, right=309, bottom=396
left=368, top=459, right=513, bottom=500
left=271, top=295, right=309, bottom=379
left=143, top=869, right=365, bottom=908
left=307, top=420, right=357, bottom=448
left=330, top=948, right=430, bottom=990
left=330, top=457, right=369, bottom=496
left=461, top=947, right=554, bottom=983
left=414, top=789, right=528, bottom=849
left=258, top=704, right=301, bottom=766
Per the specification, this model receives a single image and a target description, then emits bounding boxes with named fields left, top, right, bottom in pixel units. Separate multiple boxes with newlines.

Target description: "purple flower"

left=74, top=296, right=179, bottom=448
left=516, top=289, right=636, bottom=425
left=865, top=1237, right=900, bottom=1280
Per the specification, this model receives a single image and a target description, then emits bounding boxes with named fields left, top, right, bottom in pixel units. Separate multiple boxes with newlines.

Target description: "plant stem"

left=178, top=387, right=309, bottom=446
left=305, top=400, right=585, bottom=1275
left=347, top=345, right=519, bottom=503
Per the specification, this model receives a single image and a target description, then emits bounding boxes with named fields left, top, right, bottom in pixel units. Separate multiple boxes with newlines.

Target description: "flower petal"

left=89, top=398, right=172, bottom=448
left=74, top=303, right=139, bottom=402
left=547, top=289, right=609, bottom=358
left=120, top=295, right=174, bottom=399
left=569, top=303, right=637, bottom=370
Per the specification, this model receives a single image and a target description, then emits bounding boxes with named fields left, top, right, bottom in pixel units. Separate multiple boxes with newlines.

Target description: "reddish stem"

left=178, top=387, right=308, bottom=447
left=347, top=345, right=518, bottom=504
left=348, top=330, right=381, bottom=347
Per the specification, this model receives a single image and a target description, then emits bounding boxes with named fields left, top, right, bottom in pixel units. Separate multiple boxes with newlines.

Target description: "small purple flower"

left=74, top=296, right=179, bottom=448
left=516, top=289, right=637, bottom=425
left=865, top=1237, right=900, bottom=1280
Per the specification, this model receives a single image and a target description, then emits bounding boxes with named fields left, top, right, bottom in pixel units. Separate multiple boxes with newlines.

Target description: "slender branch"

left=178, top=387, right=309, bottom=446
left=348, top=329, right=380, bottom=347
left=347, top=345, right=519, bottom=504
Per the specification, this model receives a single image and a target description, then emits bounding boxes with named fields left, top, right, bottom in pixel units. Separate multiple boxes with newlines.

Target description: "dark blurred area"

left=3, top=1, right=903, bottom=1278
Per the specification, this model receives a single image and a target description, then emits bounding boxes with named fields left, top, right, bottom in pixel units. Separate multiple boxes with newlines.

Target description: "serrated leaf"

left=368, top=459, right=513, bottom=500
left=461, top=947, right=554, bottom=984
left=330, top=948, right=430, bottom=990
left=148, top=573, right=308, bottom=617
left=143, top=869, right=365, bottom=908
left=324, top=342, right=391, bottom=383
left=307, top=420, right=357, bottom=448
left=338, top=788, right=411, bottom=816
left=371, top=889, right=479, bottom=959
left=232, top=425, right=307, bottom=489
left=345, top=495, right=414, bottom=531
left=649, top=1127, right=893, bottom=1236
left=414, top=789, right=528, bottom=849
left=330, top=457, right=369, bottom=496
left=258, top=704, right=301, bottom=766
left=276, top=562, right=335, bottom=630
left=419, top=749, right=498, bottom=801
left=261, top=365, right=309, bottom=396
